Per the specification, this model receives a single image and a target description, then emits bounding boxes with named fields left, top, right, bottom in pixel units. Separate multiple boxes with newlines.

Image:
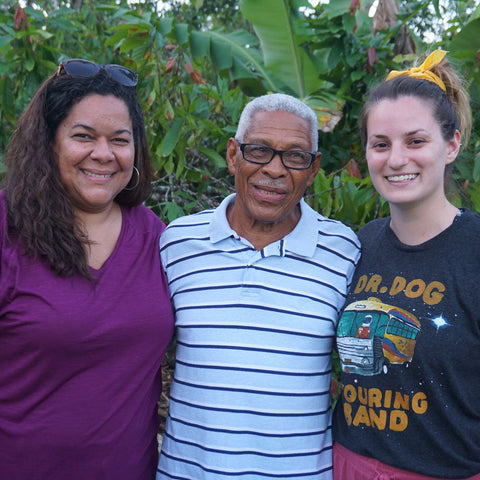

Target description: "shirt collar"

left=209, top=193, right=318, bottom=258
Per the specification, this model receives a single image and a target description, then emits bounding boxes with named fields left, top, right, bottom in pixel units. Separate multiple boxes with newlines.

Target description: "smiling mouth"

left=386, top=174, right=418, bottom=182
left=256, top=186, right=285, bottom=195
left=82, top=170, right=113, bottom=179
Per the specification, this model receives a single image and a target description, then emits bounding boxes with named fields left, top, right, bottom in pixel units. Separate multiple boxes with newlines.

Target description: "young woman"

left=0, top=59, right=174, bottom=479
left=333, top=50, right=480, bottom=479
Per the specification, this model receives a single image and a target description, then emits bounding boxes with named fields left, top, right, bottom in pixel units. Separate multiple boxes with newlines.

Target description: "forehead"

left=245, top=110, right=312, bottom=148
left=368, top=96, right=436, bottom=128
left=66, top=94, right=131, bottom=123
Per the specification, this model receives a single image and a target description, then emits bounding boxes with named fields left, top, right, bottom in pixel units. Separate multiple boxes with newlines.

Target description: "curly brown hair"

left=3, top=67, right=153, bottom=279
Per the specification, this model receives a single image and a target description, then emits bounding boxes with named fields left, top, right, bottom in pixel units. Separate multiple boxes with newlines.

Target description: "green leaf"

left=25, top=58, right=35, bottom=72
left=240, top=0, right=320, bottom=97
left=342, top=13, right=356, bottom=34
left=105, top=31, right=127, bottom=47
left=449, top=18, right=480, bottom=53
left=198, top=146, right=227, bottom=168
left=110, top=22, right=151, bottom=32
left=190, top=30, right=210, bottom=58
left=174, top=23, right=189, bottom=45
left=119, top=35, right=150, bottom=53
left=473, top=152, right=480, bottom=182
left=191, top=28, right=276, bottom=89
left=160, top=119, right=184, bottom=156
left=159, top=17, right=174, bottom=36
left=324, top=0, right=353, bottom=18
left=163, top=201, right=185, bottom=222
left=211, top=37, right=233, bottom=70
left=0, top=35, right=12, bottom=49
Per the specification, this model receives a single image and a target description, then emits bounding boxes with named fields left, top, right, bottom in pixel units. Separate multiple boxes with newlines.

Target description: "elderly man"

left=157, top=93, right=360, bottom=480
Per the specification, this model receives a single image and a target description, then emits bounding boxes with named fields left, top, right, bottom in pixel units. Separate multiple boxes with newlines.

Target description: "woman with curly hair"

left=0, top=59, right=174, bottom=479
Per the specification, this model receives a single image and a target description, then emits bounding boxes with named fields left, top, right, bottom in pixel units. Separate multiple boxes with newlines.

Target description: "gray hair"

left=235, top=93, right=318, bottom=150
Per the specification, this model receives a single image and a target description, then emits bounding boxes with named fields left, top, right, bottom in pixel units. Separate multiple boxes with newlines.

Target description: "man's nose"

left=262, top=152, right=287, bottom=176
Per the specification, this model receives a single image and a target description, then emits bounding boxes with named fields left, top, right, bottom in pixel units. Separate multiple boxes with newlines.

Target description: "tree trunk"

left=372, top=0, right=416, bottom=55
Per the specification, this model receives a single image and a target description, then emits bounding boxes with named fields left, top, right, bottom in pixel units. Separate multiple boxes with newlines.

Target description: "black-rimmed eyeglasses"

left=237, top=142, right=316, bottom=170
left=56, top=59, right=138, bottom=87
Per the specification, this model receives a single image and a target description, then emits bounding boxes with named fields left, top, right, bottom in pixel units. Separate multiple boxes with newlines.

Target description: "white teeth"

left=83, top=170, right=112, bottom=178
left=387, top=174, right=417, bottom=182
left=257, top=188, right=279, bottom=195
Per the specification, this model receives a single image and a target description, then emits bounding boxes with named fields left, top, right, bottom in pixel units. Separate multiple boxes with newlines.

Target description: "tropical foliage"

left=0, top=0, right=479, bottom=226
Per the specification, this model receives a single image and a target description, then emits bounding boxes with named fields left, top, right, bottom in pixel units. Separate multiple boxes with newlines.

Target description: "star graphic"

left=431, top=315, right=450, bottom=331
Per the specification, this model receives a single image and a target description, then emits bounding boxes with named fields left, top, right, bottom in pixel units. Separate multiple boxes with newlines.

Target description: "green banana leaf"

left=239, top=0, right=321, bottom=98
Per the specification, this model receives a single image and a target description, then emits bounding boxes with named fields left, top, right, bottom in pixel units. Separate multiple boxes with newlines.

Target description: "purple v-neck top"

left=0, top=191, right=174, bottom=479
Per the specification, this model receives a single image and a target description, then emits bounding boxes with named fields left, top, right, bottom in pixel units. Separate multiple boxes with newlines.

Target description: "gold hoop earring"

left=124, top=166, right=140, bottom=191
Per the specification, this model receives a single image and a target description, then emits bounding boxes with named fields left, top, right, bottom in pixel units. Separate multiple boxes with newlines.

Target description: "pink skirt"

left=333, top=442, right=480, bottom=480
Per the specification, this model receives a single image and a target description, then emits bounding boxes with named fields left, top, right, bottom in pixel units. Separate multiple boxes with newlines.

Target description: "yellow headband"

left=386, top=50, right=447, bottom=92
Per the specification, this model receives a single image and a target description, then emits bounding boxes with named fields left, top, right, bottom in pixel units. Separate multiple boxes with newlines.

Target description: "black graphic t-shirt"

left=333, top=210, right=480, bottom=478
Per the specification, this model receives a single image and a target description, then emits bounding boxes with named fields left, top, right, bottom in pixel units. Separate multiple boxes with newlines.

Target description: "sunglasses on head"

left=56, top=59, right=138, bottom=87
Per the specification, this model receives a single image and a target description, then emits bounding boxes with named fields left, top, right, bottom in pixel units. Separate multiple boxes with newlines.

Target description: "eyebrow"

left=371, top=129, right=428, bottom=139
left=72, top=123, right=132, bottom=136
left=248, top=139, right=311, bottom=150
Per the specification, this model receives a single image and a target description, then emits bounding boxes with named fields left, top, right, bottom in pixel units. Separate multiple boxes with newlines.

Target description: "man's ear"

left=226, top=138, right=239, bottom=175
left=306, top=152, right=321, bottom=187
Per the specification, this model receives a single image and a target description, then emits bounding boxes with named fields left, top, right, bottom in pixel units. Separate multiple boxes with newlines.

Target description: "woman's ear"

left=446, top=129, right=461, bottom=165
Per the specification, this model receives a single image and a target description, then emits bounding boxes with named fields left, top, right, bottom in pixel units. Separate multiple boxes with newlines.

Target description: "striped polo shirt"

left=157, top=193, right=360, bottom=480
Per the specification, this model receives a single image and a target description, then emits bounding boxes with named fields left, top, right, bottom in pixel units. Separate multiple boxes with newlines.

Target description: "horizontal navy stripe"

left=315, top=244, right=358, bottom=266
left=169, top=264, right=243, bottom=285
left=173, top=378, right=331, bottom=397
left=317, top=226, right=361, bottom=249
left=284, top=253, right=350, bottom=282
left=176, top=324, right=332, bottom=339
left=176, top=341, right=332, bottom=357
left=156, top=469, right=191, bottom=480
left=172, top=283, right=338, bottom=311
left=253, top=265, right=347, bottom=297
left=169, top=394, right=329, bottom=417
left=162, top=431, right=331, bottom=458
left=169, top=263, right=348, bottom=298
left=169, top=255, right=350, bottom=293
left=166, top=246, right=252, bottom=268
left=167, top=413, right=331, bottom=437
left=175, top=303, right=335, bottom=324
left=174, top=358, right=331, bottom=376
left=159, top=451, right=332, bottom=478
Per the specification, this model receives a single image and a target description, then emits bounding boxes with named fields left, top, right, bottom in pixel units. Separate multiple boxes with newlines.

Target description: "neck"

left=389, top=200, right=459, bottom=246
left=74, top=203, right=123, bottom=269
left=227, top=203, right=301, bottom=251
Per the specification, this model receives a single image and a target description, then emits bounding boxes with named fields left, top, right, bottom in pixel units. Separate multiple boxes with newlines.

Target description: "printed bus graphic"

left=337, top=297, right=421, bottom=376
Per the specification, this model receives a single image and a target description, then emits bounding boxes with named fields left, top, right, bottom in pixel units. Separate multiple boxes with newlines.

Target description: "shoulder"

left=358, top=217, right=389, bottom=243
left=167, top=208, right=215, bottom=228
left=298, top=203, right=360, bottom=267
left=452, top=208, right=480, bottom=247
left=319, top=215, right=359, bottom=242
left=161, top=209, right=215, bottom=244
left=122, top=204, right=166, bottom=236
left=304, top=202, right=360, bottom=250
left=459, top=208, right=480, bottom=228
